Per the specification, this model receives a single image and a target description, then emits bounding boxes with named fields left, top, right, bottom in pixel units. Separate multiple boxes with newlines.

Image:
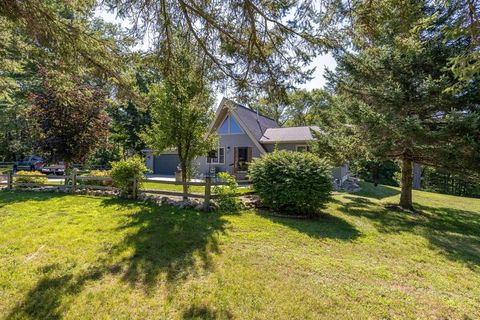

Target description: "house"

left=145, top=98, right=349, bottom=183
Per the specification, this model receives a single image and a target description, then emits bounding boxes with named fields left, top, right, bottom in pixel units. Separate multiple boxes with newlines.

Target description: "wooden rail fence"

left=0, top=171, right=253, bottom=209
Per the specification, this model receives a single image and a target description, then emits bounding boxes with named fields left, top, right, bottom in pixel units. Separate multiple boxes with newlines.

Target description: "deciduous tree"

left=141, top=39, right=216, bottom=199
left=29, top=69, right=110, bottom=166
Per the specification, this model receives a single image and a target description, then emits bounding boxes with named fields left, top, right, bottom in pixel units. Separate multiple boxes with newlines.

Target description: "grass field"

left=0, top=182, right=479, bottom=319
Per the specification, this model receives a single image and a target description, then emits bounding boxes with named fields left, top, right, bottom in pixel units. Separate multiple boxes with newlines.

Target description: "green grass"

left=141, top=181, right=252, bottom=195
left=0, top=182, right=479, bottom=319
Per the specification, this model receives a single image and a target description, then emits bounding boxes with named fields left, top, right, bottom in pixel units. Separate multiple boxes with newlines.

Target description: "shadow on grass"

left=262, top=211, right=361, bottom=241
left=5, top=196, right=228, bottom=318
left=182, top=305, right=233, bottom=319
left=101, top=197, right=227, bottom=290
left=5, top=262, right=119, bottom=320
left=0, top=190, right=69, bottom=208
left=338, top=195, right=480, bottom=269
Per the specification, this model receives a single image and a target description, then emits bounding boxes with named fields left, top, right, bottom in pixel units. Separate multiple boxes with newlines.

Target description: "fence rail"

left=1, top=171, right=253, bottom=209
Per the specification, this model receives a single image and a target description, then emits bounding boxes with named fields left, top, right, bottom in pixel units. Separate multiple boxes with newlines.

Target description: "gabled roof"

left=233, top=103, right=279, bottom=141
left=210, top=98, right=322, bottom=152
left=259, top=126, right=322, bottom=144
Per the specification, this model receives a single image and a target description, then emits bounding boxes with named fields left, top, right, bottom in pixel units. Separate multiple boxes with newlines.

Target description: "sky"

left=96, top=8, right=337, bottom=96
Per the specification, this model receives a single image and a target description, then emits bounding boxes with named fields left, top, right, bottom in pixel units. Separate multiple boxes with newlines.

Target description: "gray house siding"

left=197, top=133, right=262, bottom=176
left=263, top=143, right=301, bottom=152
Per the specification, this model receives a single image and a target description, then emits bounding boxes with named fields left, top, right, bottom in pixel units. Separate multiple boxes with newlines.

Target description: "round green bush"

left=110, top=156, right=148, bottom=196
left=248, top=150, right=332, bottom=216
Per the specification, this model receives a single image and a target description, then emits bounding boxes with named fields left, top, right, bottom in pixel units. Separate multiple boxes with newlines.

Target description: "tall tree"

left=0, top=17, right=40, bottom=160
left=329, top=0, right=480, bottom=210
left=108, top=101, right=151, bottom=157
left=142, top=39, right=216, bottom=199
left=29, top=69, right=110, bottom=165
left=284, top=89, right=332, bottom=126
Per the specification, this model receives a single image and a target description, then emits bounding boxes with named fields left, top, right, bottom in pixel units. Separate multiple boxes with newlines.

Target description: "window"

left=207, top=147, right=225, bottom=164
left=296, top=145, right=310, bottom=152
left=217, top=115, right=244, bottom=135
left=218, top=117, right=229, bottom=134
left=229, top=116, right=244, bottom=134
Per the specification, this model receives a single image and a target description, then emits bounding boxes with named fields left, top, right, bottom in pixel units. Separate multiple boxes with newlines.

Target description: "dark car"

left=14, top=155, right=44, bottom=171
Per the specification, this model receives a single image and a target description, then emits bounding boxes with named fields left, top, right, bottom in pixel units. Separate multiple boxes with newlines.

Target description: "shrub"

left=248, top=150, right=332, bottom=216
left=14, top=171, right=48, bottom=186
left=110, top=156, right=147, bottom=196
left=213, top=172, right=242, bottom=211
left=81, top=170, right=112, bottom=187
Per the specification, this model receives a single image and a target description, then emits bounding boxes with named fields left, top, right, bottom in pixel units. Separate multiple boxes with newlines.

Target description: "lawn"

left=0, top=182, right=479, bottom=319
left=141, top=181, right=252, bottom=195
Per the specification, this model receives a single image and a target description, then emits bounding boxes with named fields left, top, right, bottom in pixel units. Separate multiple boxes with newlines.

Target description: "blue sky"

left=97, top=8, right=337, bottom=94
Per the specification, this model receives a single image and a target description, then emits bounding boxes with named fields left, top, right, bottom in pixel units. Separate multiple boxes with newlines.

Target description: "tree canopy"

left=327, top=0, right=480, bottom=210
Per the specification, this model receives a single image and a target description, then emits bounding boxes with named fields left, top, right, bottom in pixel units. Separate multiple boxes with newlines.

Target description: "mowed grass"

left=0, top=182, right=479, bottom=319
left=141, top=181, right=252, bottom=195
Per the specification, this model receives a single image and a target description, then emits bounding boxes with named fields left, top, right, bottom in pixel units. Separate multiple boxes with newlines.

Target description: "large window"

left=217, top=115, right=244, bottom=135
left=207, top=147, right=225, bottom=164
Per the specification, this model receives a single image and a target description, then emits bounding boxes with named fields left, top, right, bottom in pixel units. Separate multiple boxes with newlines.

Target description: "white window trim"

left=210, top=147, right=225, bottom=164
left=296, top=145, right=310, bottom=152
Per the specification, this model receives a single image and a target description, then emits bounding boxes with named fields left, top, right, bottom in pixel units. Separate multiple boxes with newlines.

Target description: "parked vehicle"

left=13, top=155, right=44, bottom=171
left=41, top=163, right=66, bottom=175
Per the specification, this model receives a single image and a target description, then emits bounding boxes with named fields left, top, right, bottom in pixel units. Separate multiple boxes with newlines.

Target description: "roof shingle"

left=259, top=126, right=322, bottom=143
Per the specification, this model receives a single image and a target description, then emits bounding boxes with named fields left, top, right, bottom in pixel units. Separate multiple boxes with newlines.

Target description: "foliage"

left=110, top=156, right=147, bottom=195
left=108, top=101, right=151, bottom=157
left=213, top=172, right=242, bottom=212
left=328, top=0, right=480, bottom=210
left=141, top=40, right=216, bottom=197
left=283, top=89, right=332, bottom=127
left=81, top=170, right=112, bottom=187
left=13, top=170, right=48, bottom=185
left=422, top=166, right=480, bottom=199
left=253, top=88, right=332, bottom=126
left=353, top=160, right=400, bottom=187
left=104, top=0, right=326, bottom=102
left=248, top=151, right=332, bottom=216
left=29, top=68, right=110, bottom=164
left=441, top=0, right=480, bottom=86
left=0, top=17, right=40, bottom=161
left=309, top=95, right=369, bottom=166
left=0, top=1, right=130, bottom=88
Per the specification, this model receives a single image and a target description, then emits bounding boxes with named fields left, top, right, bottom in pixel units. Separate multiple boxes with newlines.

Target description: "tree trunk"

left=181, top=162, right=188, bottom=201
left=399, top=158, right=414, bottom=211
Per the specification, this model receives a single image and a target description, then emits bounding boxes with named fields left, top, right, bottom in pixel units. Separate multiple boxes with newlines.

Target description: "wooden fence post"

left=7, top=171, right=12, bottom=190
left=132, top=177, right=138, bottom=199
left=203, top=176, right=211, bottom=211
left=71, top=169, right=77, bottom=193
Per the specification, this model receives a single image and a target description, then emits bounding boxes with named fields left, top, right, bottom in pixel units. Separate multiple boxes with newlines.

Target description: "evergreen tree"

left=108, top=101, right=151, bottom=157
left=329, top=0, right=480, bottom=210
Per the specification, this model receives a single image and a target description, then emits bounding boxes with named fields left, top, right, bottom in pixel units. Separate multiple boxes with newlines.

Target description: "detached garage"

left=153, top=154, right=180, bottom=175
left=143, top=149, right=180, bottom=175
